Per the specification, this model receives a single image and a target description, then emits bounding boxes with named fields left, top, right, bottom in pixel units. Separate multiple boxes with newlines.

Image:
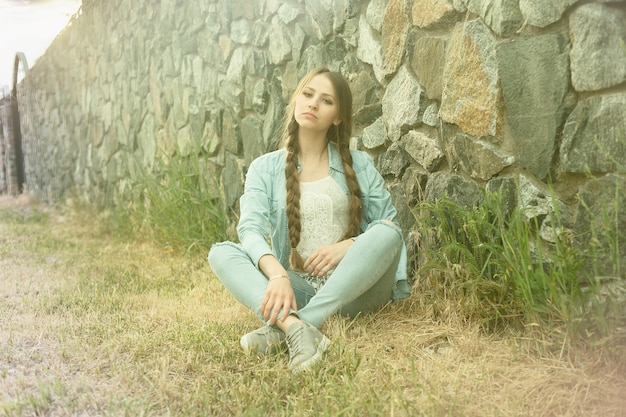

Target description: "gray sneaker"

left=240, top=326, right=285, bottom=355
left=285, top=322, right=331, bottom=373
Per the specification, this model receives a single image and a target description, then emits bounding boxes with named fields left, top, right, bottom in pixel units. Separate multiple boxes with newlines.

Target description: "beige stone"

left=440, top=21, right=503, bottom=138
left=381, top=0, right=410, bottom=78
left=412, top=0, right=455, bottom=28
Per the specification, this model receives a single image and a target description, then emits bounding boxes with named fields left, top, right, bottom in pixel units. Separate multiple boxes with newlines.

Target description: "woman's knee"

left=367, top=220, right=403, bottom=246
left=207, top=241, right=242, bottom=273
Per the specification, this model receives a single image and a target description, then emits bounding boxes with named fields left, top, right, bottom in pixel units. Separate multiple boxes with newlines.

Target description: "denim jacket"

left=237, top=142, right=410, bottom=301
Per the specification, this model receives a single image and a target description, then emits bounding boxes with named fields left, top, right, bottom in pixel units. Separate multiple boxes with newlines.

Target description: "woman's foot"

left=285, top=321, right=331, bottom=373
left=240, top=326, right=285, bottom=355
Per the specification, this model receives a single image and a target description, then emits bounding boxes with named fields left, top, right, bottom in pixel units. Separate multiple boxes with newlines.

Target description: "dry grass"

left=1, top=197, right=625, bottom=416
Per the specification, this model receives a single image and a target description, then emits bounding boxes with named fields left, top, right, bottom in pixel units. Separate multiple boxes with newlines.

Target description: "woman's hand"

left=304, top=239, right=354, bottom=278
left=261, top=276, right=297, bottom=325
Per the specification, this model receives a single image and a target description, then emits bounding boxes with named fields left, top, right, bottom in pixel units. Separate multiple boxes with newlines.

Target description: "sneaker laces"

left=286, top=325, right=304, bottom=361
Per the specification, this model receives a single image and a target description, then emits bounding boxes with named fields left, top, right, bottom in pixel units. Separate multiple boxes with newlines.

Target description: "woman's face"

left=293, top=74, right=341, bottom=134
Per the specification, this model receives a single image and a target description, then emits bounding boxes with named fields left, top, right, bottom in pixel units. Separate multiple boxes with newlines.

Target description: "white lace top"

left=296, top=176, right=350, bottom=288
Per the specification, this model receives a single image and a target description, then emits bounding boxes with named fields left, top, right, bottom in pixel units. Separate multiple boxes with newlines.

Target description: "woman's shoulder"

left=249, top=148, right=286, bottom=173
left=348, top=148, right=375, bottom=172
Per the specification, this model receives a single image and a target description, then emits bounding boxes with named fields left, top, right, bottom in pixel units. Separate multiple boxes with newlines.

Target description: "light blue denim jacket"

left=237, top=142, right=410, bottom=301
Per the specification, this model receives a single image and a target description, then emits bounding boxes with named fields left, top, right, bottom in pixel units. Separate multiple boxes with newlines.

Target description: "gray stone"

left=202, top=120, right=221, bottom=156
left=424, top=171, right=483, bottom=208
left=464, top=0, right=524, bottom=37
left=449, top=133, right=514, bottom=181
left=250, top=21, right=269, bottom=47
left=263, top=74, right=286, bottom=151
left=204, top=8, right=221, bottom=36
left=362, top=117, right=388, bottom=149
left=222, top=110, right=241, bottom=155
left=451, top=0, right=467, bottom=13
left=161, top=118, right=177, bottom=157
left=197, top=31, right=222, bottom=62
left=342, top=15, right=361, bottom=48
left=519, top=0, right=577, bottom=28
left=569, top=3, right=626, bottom=92
left=191, top=56, right=204, bottom=92
left=169, top=79, right=188, bottom=130
left=218, top=78, right=243, bottom=115
left=226, top=48, right=250, bottom=85
left=102, top=101, right=113, bottom=132
left=241, top=115, right=265, bottom=166
left=324, top=37, right=351, bottom=67
left=291, top=24, right=307, bottom=65
left=137, top=113, right=156, bottom=168
left=268, top=21, right=293, bottom=65
left=305, top=0, right=334, bottom=40
left=539, top=216, right=572, bottom=245
left=230, top=0, right=260, bottom=20
left=331, top=0, right=350, bottom=34
left=357, top=15, right=385, bottom=84
left=387, top=180, right=414, bottom=241
left=251, top=78, right=269, bottom=114
left=366, top=0, right=389, bottom=32
left=115, top=119, right=129, bottom=147
left=221, top=152, right=245, bottom=209
left=422, top=103, right=440, bottom=127
left=402, top=165, right=429, bottom=207
left=377, top=141, right=409, bottom=177
left=350, top=69, right=383, bottom=126
left=176, top=125, right=194, bottom=156
left=97, top=132, right=118, bottom=165
left=282, top=62, right=299, bottom=104
left=440, top=19, right=503, bottom=138
left=188, top=96, right=206, bottom=142
left=400, top=130, right=444, bottom=172
left=497, top=33, right=570, bottom=180
left=267, top=0, right=281, bottom=14
left=409, top=35, right=447, bottom=100
left=299, top=44, right=333, bottom=74
left=198, top=157, right=222, bottom=198
left=517, top=173, right=564, bottom=225
left=278, top=2, right=302, bottom=24
left=560, top=93, right=626, bottom=174
left=382, top=66, right=426, bottom=142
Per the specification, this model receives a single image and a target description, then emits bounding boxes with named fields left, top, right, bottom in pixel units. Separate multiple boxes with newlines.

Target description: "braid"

left=332, top=125, right=363, bottom=239
left=285, top=120, right=306, bottom=271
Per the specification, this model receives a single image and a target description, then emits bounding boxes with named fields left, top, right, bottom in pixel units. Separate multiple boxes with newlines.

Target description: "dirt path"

left=0, top=196, right=109, bottom=414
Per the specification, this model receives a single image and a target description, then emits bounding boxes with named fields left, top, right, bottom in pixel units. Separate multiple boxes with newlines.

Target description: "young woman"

left=208, top=67, right=409, bottom=373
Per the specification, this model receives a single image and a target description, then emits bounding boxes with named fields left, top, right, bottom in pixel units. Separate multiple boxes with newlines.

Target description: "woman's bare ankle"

left=276, top=314, right=302, bottom=332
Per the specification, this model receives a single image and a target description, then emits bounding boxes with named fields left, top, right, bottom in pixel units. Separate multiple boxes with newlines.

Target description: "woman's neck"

left=297, top=129, right=328, bottom=163
left=297, top=130, right=329, bottom=181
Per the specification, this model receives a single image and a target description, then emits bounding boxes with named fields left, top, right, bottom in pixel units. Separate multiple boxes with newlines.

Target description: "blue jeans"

left=208, top=221, right=403, bottom=328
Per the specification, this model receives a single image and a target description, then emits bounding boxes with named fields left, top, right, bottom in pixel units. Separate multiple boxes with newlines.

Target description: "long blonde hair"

left=282, top=67, right=363, bottom=271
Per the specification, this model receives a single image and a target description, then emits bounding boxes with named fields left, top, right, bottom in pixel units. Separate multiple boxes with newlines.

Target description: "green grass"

left=110, top=151, right=227, bottom=256
left=414, top=184, right=625, bottom=352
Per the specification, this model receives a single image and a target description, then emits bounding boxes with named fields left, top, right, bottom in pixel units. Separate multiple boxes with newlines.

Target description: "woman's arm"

left=237, top=158, right=275, bottom=268
left=258, top=254, right=297, bottom=324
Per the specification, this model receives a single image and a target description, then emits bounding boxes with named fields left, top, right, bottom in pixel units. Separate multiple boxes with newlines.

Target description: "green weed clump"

left=111, top=152, right=226, bottom=256
left=414, top=186, right=624, bottom=350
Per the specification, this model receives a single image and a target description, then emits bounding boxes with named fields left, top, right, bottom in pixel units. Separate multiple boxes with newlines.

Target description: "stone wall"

left=15, top=0, right=626, bottom=273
